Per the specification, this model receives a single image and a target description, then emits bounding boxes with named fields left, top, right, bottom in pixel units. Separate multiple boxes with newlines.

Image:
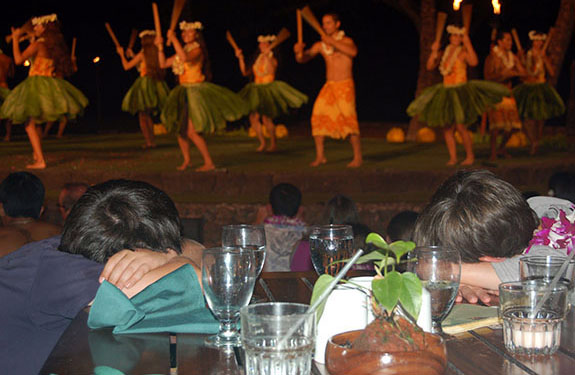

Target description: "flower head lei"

left=257, top=35, right=276, bottom=43
left=179, top=21, right=203, bottom=31
left=529, top=31, right=547, bottom=41
left=527, top=206, right=575, bottom=255
left=32, top=14, right=57, bottom=26
left=139, top=30, right=156, bottom=38
left=446, top=25, right=466, bottom=35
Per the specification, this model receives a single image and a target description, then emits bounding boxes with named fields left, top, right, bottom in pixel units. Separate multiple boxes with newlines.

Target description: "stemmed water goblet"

left=309, top=224, right=354, bottom=276
left=408, top=246, right=461, bottom=335
left=202, top=247, right=258, bottom=347
left=221, top=224, right=266, bottom=276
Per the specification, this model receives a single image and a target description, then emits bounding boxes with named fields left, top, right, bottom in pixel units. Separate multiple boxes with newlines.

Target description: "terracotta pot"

left=325, top=330, right=447, bottom=375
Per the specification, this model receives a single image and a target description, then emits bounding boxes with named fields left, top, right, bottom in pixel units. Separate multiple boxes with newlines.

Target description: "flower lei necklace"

left=322, top=30, right=345, bottom=56
left=526, top=49, right=544, bottom=77
left=527, top=208, right=575, bottom=255
left=493, top=46, right=515, bottom=69
left=254, top=51, right=274, bottom=76
left=439, top=45, right=462, bottom=76
left=171, top=42, right=200, bottom=75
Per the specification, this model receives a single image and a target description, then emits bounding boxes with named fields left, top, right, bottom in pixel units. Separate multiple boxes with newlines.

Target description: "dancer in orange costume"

left=294, top=13, right=362, bottom=168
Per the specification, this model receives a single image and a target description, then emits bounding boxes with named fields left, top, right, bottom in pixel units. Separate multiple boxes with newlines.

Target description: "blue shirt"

left=0, top=236, right=103, bottom=375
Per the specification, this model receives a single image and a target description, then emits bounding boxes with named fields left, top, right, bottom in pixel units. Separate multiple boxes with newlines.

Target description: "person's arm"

left=294, top=41, right=321, bottom=63
left=322, top=35, right=357, bottom=58
left=543, top=53, right=555, bottom=77
left=463, top=34, right=478, bottom=67
left=167, top=30, right=187, bottom=62
left=512, top=54, right=527, bottom=77
left=11, top=28, right=38, bottom=65
left=460, top=262, right=502, bottom=291
left=426, top=41, right=440, bottom=71
left=116, top=47, right=142, bottom=70
left=235, top=49, right=249, bottom=76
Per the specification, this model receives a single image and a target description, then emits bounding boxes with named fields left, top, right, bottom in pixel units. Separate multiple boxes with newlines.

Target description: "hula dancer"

left=407, top=25, right=509, bottom=166
left=157, top=21, right=248, bottom=171
left=484, top=30, right=526, bottom=161
left=513, top=30, right=565, bottom=155
left=0, top=49, right=13, bottom=141
left=294, top=12, right=362, bottom=168
left=0, top=14, right=88, bottom=169
left=116, top=30, right=169, bottom=149
left=235, top=33, right=307, bottom=152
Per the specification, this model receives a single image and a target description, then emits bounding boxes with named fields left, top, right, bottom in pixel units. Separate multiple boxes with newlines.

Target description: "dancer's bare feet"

left=310, top=157, right=327, bottom=167
left=3, top=135, right=10, bottom=142
left=265, top=145, right=277, bottom=153
left=195, top=164, right=215, bottom=172
left=177, top=162, right=190, bottom=171
left=256, top=143, right=265, bottom=152
left=446, top=159, right=458, bottom=166
left=460, top=157, right=474, bottom=166
left=26, top=160, right=46, bottom=169
left=347, top=159, right=362, bottom=168
left=529, top=143, right=538, bottom=156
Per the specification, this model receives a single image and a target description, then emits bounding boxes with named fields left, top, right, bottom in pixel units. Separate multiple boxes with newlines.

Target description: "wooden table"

left=42, top=272, right=575, bottom=375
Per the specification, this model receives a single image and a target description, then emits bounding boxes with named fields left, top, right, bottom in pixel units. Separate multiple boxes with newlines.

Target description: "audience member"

left=548, top=171, right=575, bottom=203
left=412, top=170, right=539, bottom=304
left=0, top=179, right=202, bottom=374
left=0, top=172, right=61, bottom=256
left=386, top=210, right=419, bottom=242
left=58, top=182, right=90, bottom=221
left=255, top=183, right=308, bottom=271
left=322, top=194, right=372, bottom=250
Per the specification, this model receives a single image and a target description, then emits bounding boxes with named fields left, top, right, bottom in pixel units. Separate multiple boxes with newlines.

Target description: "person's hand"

left=100, top=249, right=176, bottom=290
left=11, top=27, right=22, bottom=37
left=456, top=283, right=499, bottom=306
left=126, top=48, right=134, bottom=58
left=254, top=205, right=270, bottom=225
left=167, top=29, right=176, bottom=42
left=430, top=40, right=440, bottom=53
left=235, top=48, right=243, bottom=59
left=116, top=46, right=124, bottom=56
left=293, top=42, right=305, bottom=55
left=154, top=34, right=164, bottom=47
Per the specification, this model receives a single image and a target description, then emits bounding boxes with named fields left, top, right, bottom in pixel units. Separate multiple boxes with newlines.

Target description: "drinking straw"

left=277, top=249, right=364, bottom=349
left=528, top=249, right=575, bottom=319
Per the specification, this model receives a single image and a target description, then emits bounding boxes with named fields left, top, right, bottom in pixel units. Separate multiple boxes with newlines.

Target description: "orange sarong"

left=488, top=96, right=522, bottom=131
left=311, top=79, right=360, bottom=139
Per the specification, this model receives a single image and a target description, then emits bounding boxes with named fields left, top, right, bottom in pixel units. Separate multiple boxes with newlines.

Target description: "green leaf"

left=389, top=241, right=416, bottom=260
left=365, top=233, right=390, bottom=250
left=310, top=274, right=335, bottom=321
left=398, top=272, right=423, bottom=320
left=372, top=271, right=402, bottom=313
left=354, top=250, right=395, bottom=265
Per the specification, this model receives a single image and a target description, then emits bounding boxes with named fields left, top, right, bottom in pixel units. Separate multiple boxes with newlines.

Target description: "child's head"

left=386, top=210, right=419, bottom=242
left=413, top=170, right=538, bottom=262
left=322, top=194, right=359, bottom=225
left=269, top=183, right=302, bottom=218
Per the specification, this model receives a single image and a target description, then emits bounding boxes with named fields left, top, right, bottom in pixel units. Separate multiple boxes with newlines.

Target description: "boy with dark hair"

left=0, top=179, right=201, bottom=374
left=269, top=182, right=302, bottom=217
left=0, top=172, right=61, bottom=256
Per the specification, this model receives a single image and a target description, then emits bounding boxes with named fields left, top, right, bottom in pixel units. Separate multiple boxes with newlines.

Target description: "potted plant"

left=311, top=233, right=447, bottom=375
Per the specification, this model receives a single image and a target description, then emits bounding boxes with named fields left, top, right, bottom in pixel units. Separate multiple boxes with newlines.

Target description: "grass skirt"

left=239, top=81, right=308, bottom=119
left=513, top=82, right=565, bottom=120
left=161, top=82, right=249, bottom=134
left=407, top=80, right=510, bottom=127
left=0, top=76, right=88, bottom=124
left=121, top=76, right=170, bottom=116
left=0, top=87, right=9, bottom=105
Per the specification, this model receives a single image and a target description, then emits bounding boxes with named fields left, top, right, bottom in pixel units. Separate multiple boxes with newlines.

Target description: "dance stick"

left=5, top=33, right=32, bottom=44
left=433, top=12, right=447, bottom=45
left=152, top=3, right=162, bottom=36
left=127, top=29, right=138, bottom=50
left=71, top=37, right=77, bottom=58
left=300, top=5, right=326, bottom=38
left=269, top=28, right=290, bottom=50
left=167, top=0, right=187, bottom=46
left=225, top=30, right=240, bottom=54
left=511, top=28, right=523, bottom=54
left=543, top=27, right=554, bottom=51
left=297, top=9, right=303, bottom=44
left=462, top=4, right=472, bottom=34
left=105, top=22, right=121, bottom=48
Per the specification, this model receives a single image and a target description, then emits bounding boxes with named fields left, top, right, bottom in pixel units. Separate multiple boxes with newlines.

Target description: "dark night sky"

left=1, top=0, right=571, bottom=132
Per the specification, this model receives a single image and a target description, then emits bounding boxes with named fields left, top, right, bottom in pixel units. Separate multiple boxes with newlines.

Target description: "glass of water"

left=309, top=224, right=354, bottom=276
left=408, top=246, right=461, bottom=334
left=222, top=224, right=266, bottom=276
left=202, top=247, right=258, bottom=347
left=241, top=303, right=316, bottom=375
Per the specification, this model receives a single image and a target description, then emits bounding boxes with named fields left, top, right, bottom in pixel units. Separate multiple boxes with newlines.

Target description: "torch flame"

left=23, top=60, right=30, bottom=67
left=93, top=56, right=100, bottom=63
left=453, top=0, right=462, bottom=11
left=492, top=0, right=501, bottom=14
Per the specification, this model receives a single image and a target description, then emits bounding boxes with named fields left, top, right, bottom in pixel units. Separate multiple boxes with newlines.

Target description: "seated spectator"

left=0, top=172, right=61, bottom=257
left=412, top=170, right=539, bottom=303
left=58, top=182, right=90, bottom=221
left=256, top=183, right=308, bottom=271
left=548, top=171, right=575, bottom=203
left=322, top=194, right=372, bottom=250
left=386, top=210, right=419, bottom=242
left=0, top=179, right=202, bottom=374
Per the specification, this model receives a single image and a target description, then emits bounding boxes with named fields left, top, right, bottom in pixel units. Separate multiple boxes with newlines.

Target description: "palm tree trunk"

left=547, top=0, right=575, bottom=88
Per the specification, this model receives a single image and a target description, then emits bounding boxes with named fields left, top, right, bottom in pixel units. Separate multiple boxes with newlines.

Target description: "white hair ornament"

left=257, top=35, right=276, bottom=43
left=446, top=25, right=465, bottom=35
left=32, top=14, right=57, bottom=26
left=528, top=31, right=546, bottom=41
left=139, top=30, right=156, bottom=38
left=179, top=21, right=203, bottom=31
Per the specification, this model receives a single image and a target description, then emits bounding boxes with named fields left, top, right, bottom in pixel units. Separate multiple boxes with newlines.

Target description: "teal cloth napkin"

left=88, top=264, right=219, bottom=334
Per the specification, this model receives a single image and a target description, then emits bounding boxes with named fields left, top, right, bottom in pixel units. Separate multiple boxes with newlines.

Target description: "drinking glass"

left=241, top=303, right=316, bottom=375
left=520, top=256, right=575, bottom=306
left=222, top=224, right=266, bottom=276
left=499, top=280, right=568, bottom=356
left=408, top=246, right=461, bottom=334
left=309, top=225, right=354, bottom=276
left=202, top=247, right=258, bottom=347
